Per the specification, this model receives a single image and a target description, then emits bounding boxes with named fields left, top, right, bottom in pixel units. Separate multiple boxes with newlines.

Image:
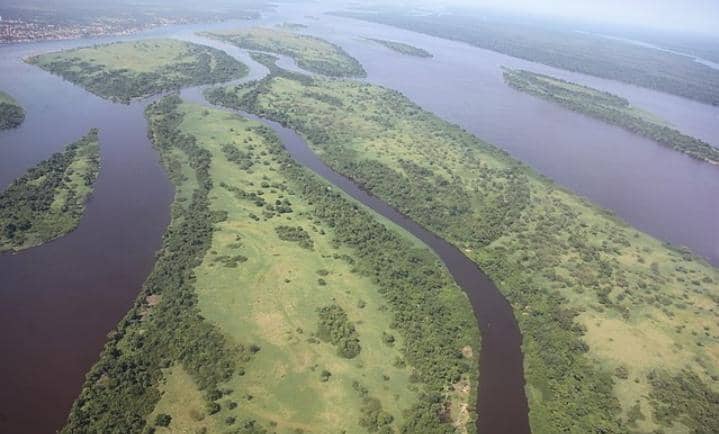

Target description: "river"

left=0, top=2, right=717, bottom=433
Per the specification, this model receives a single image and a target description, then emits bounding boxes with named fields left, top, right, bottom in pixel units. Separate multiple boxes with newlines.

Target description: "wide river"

left=1, top=3, right=717, bottom=433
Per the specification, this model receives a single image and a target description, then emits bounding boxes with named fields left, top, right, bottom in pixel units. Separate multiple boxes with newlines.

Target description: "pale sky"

left=379, top=0, right=719, bottom=35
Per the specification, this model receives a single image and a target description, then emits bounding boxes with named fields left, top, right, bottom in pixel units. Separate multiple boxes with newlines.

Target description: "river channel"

left=1, top=3, right=717, bottom=433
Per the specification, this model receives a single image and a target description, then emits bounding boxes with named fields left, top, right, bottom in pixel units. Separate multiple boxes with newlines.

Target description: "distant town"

left=0, top=4, right=262, bottom=44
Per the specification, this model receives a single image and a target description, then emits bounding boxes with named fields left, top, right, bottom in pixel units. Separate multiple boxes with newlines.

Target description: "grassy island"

left=201, top=27, right=366, bottom=77
left=334, top=11, right=719, bottom=106
left=208, top=69, right=719, bottom=434
left=62, top=97, right=479, bottom=433
left=1, top=129, right=100, bottom=252
left=0, top=91, right=25, bottom=129
left=28, top=39, right=248, bottom=103
left=503, top=68, right=719, bottom=164
left=277, top=22, right=308, bottom=30
left=367, top=38, right=432, bottom=58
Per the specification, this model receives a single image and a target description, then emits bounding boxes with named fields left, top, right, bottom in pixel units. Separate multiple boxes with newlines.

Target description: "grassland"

left=0, top=129, right=100, bottom=252
left=28, top=39, right=247, bottom=103
left=202, top=27, right=366, bottom=77
left=277, top=22, right=308, bottom=30
left=62, top=96, right=479, bottom=433
left=0, top=90, right=25, bottom=129
left=366, top=38, right=432, bottom=58
left=209, top=72, right=719, bottom=434
left=503, top=68, right=719, bottom=164
left=334, top=11, right=719, bottom=106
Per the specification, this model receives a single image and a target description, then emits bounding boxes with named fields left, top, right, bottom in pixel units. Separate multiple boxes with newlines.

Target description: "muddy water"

left=1, top=2, right=718, bottom=433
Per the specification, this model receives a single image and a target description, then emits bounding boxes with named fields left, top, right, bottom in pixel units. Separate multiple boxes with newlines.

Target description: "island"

left=1, top=129, right=100, bottom=252
left=0, top=91, right=25, bottom=130
left=503, top=68, right=719, bottom=164
left=367, top=38, right=432, bottom=58
left=334, top=10, right=719, bottom=106
left=276, top=22, right=308, bottom=30
left=27, top=39, right=248, bottom=103
left=207, top=60, right=719, bottom=434
left=61, top=97, right=478, bottom=433
left=201, top=27, right=366, bottom=77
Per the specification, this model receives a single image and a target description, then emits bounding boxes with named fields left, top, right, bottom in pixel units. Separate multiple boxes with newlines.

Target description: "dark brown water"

left=1, top=3, right=718, bottom=433
left=0, top=42, right=175, bottom=434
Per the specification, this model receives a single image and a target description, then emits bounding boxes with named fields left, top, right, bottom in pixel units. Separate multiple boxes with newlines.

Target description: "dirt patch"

left=146, top=294, right=162, bottom=306
left=461, top=345, right=473, bottom=359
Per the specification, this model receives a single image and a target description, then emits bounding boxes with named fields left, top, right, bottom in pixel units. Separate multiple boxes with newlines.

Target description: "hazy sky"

left=412, top=0, right=719, bottom=34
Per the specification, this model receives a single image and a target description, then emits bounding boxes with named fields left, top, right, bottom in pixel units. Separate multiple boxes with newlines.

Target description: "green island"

left=276, top=22, right=308, bottom=30
left=1, top=129, right=100, bottom=252
left=62, top=96, right=479, bottom=433
left=201, top=27, right=366, bottom=78
left=334, top=11, right=719, bottom=106
left=0, top=90, right=25, bottom=129
left=503, top=68, right=719, bottom=164
left=207, top=68, right=719, bottom=434
left=27, top=39, right=248, bottom=103
left=366, top=38, right=433, bottom=58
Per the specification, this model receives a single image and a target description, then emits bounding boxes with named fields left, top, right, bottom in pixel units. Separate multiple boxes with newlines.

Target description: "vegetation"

left=366, top=38, right=432, bottom=58
left=274, top=224, right=313, bottom=249
left=0, top=129, right=100, bottom=252
left=201, top=27, right=366, bottom=77
left=28, top=39, right=248, bottom=103
left=62, top=96, right=248, bottom=433
left=63, top=96, right=479, bottom=433
left=209, top=70, right=719, bottom=434
left=277, top=22, right=308, bottom=30
left=334, top=11, right=719, bottom=105
left=0, top=90, right=25, bottom=129
left=503, top=68, right=719, bottom=164
left=316, top=303, right=361, bottom=358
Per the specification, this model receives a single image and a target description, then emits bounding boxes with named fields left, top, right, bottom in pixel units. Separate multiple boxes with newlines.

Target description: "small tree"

left=154, top=413, right=172, bottom=427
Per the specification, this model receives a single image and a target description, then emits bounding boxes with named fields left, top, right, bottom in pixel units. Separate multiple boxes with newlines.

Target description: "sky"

left=407, top=0, right=719, bottom=35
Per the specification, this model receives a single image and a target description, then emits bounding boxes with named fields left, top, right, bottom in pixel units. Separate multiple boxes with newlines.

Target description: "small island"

left=277, top=22, right=308, bottom=30
left=503, top=68, right=719, bottom=164
left=367, top=38, right=432, bottom=58
left=0, top=91, right=25, bottom=130
left=1, top=129, right=101, bottom=252
left=201, top=27, right=366, bottom=77
left=28, top=39, right=248, bottom=103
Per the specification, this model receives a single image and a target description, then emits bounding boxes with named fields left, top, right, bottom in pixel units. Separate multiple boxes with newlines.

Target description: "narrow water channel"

left=242, top=112, right=532, bottom=434
left=185, top=77, right=531, bottom=431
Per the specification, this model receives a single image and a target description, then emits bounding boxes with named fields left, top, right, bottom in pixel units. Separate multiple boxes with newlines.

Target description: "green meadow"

left=202, top=27, right=366, bottom=77
left=150, top=102, right=420, bottom=433
left=63, top=96, right=479, bottom=433
left=209, top=73, right=719, bottom=434
left=28, top=39, right=247, bottom=103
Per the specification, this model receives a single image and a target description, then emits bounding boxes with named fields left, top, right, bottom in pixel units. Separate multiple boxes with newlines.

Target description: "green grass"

left=201, top=27, right=366, bottom=77
left=28, top=39, right=248, bottom=103
left=0, top=129, right=100, bottom=252
left=0, top=90, right=25, bottom=129
left=366, top=38, right=433, bottom=58
left=503, top=68, right=719, bottom=164
left=100, top=98, right=476, bottom=434
left=210, top=73, right=719, bottom=434
left=156, top=103, right=420, bottom=432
